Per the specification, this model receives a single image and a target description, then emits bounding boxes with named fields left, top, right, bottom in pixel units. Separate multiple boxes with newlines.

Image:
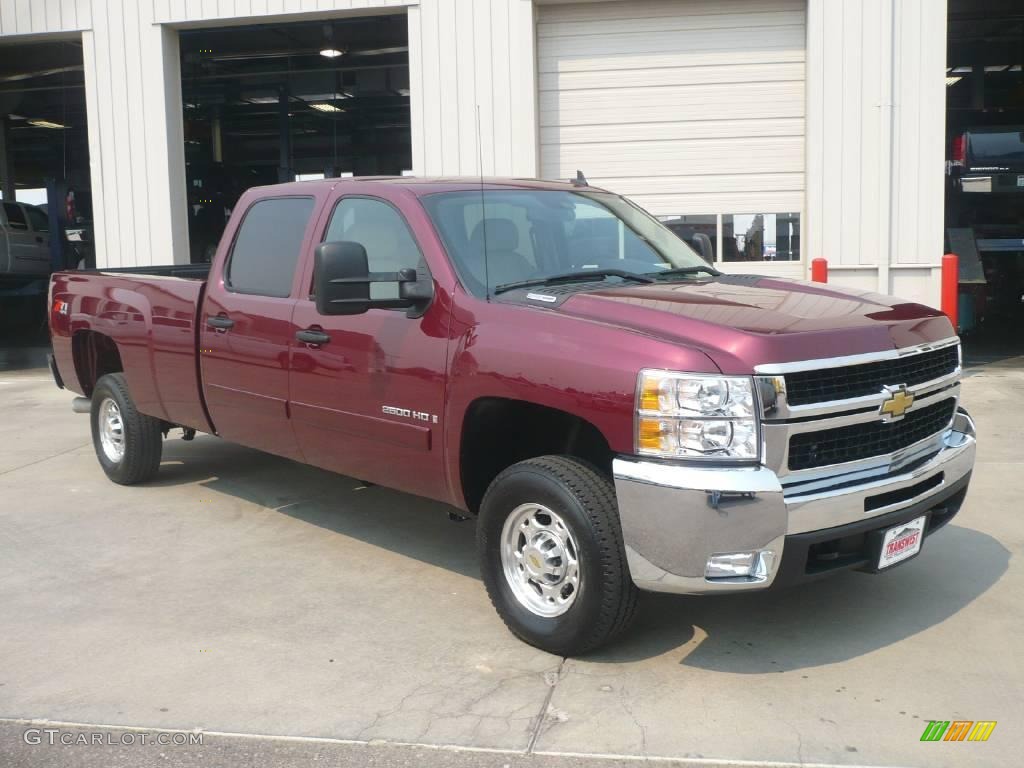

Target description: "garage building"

left=0, top=0, right=986, bottom=311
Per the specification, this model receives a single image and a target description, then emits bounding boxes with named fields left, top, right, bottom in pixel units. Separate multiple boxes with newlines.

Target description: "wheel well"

left=72, top=331, right=123, bottom=397
left=460, top=398, right=614, bottom=514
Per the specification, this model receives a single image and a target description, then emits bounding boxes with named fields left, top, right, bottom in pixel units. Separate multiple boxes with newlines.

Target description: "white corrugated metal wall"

left=0, top=0, right=90, bottom=34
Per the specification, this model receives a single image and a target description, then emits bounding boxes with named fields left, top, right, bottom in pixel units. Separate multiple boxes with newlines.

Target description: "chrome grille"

left=787, top=398, right=957, bottom=471
left=783, top=345, right=959, bottom=406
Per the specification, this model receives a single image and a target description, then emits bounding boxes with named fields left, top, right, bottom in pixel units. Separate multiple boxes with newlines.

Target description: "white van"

left=1, top=201, right=52, bottom=279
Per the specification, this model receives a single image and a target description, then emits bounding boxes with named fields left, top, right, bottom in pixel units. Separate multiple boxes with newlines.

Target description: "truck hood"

left=548, top=275, right=953, bottom=374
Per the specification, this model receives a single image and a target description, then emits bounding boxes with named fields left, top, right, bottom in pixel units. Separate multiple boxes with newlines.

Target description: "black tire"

left=90, top=373, right=163, bottom=485
left=477, top=455, right=638, bottom=656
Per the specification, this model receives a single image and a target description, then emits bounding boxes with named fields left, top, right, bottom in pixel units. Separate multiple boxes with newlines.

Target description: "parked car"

left=1, top=200, right=51, bottom=280
left=48, top=177, right=976, bottom=655
left=949, top=125, right=1024, bottom=195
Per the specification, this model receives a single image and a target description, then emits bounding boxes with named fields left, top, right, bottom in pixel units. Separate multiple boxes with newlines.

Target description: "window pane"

left=324, top=197, right=424, bottom=300
left=26, top=206, right=49, bottom=232
left=227, top=197, right=314, bottom=297
left=722, top=212, right=800, bottom=262
left=3, top=203, right=27, bottom=230
left=659, top=215, right=717, bottom=262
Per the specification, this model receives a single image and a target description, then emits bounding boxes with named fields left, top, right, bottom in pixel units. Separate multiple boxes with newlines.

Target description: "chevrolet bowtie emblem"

left=880, top=385, right=914, bottom=421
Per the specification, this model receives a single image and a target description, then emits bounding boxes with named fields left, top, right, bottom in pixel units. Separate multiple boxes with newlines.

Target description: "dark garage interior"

left=179, top=13, right=411, bottom=262
left=0, top=37, right=92, bottom=354
left=947, top=0, right=1024, bottom=358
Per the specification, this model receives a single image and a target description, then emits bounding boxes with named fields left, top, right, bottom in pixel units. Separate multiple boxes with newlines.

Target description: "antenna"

left=572, top=170, right=588, bottom=187
left=476, top=105, right=491, bottom=301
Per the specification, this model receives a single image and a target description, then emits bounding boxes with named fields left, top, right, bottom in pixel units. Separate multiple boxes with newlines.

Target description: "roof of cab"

left=255, top=176, right=609, bottom=197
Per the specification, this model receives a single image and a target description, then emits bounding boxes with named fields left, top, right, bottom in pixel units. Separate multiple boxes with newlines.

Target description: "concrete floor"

left=0, top=354, right=1021, bottom=768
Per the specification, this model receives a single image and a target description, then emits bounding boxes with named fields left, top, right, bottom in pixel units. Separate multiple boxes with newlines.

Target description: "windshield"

left=420, top=189, right=710, bottom=297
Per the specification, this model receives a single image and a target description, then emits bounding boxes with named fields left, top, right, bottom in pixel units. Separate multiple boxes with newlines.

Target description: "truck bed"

left=49, top=266, right=214, bottom=434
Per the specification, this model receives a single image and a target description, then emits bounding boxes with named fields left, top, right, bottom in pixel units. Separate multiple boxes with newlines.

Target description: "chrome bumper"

left=612, top=409, right=976, bottom=595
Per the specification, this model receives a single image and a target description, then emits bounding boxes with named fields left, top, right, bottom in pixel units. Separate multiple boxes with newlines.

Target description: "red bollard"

left=941, top=253, right=959, bottom=332
left=811, top=257, right=828, bottom=283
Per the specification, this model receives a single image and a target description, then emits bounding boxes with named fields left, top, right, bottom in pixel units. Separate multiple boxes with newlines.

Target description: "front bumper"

left=612, top=408, right=976, bottom=594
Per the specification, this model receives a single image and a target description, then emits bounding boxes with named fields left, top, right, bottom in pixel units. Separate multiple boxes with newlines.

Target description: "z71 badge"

left=382, top=405, right=438, bottom=424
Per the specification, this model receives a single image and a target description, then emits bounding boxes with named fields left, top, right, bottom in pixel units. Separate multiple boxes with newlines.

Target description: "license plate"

left=1018, top=175, right=1024, bottom=188
left=878, top=516, right=926, bottom=569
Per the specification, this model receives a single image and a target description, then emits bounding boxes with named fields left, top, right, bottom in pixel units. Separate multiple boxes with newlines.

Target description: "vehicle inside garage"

left=178, top=14, right=411, bottom=262
left=0, top=37, right=91, bottom=353
left=947, top=0, right=1024, bottom=355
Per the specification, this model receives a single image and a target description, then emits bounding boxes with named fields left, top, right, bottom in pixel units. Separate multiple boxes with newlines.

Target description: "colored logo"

left=880, top=384, right=915, bottom=421
left=920, top=720, right=997, bottom=742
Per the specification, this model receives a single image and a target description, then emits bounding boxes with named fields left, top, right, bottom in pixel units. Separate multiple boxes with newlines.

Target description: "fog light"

left=705, top=552, right=758, bottom=579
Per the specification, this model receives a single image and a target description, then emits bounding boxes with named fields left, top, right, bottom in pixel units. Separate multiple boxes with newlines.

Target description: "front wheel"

left=477, top=456, right=638, bottom=655
left=90, top=373, right=163, bottom=485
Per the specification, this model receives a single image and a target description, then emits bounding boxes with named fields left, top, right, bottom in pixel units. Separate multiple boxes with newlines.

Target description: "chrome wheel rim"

left=500, top=503, right=581, bottom=617
left=98, top=398, right=125, bottom=463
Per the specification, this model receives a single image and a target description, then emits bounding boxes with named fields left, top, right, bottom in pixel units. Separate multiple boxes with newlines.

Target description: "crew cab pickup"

left=48, top=177, right=976, bottom=655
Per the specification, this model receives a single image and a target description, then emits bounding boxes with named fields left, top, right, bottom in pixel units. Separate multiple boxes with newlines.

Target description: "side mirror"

left=314, top=241, right=372, bottom=316
left=313, top=241, right=433, bottom=317
left=690, top=233, right=715, bottom=264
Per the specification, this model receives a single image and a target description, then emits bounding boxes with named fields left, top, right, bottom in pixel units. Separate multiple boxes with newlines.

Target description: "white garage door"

left=538, top=0, right=806, bottom=272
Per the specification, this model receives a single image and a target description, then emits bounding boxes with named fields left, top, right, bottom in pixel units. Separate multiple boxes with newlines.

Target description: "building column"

left=408, top=0, right=538, bottom=177
left=806, top=0, right=947, bottom=307
left=81, top=3, right=189, bottom=267
left=0, top=117, right=13, bottom=200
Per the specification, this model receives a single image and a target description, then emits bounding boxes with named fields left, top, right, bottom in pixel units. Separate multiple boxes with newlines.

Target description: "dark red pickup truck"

left=48, top=177, right=976, bottom=654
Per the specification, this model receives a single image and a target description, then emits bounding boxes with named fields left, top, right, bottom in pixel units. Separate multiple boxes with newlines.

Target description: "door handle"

left=296, top=328, right=331, bottom=345
left=206, top=315, right=235, bottom=330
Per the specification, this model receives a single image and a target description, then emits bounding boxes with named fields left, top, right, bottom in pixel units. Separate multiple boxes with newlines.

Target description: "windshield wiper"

left=493, top=269, right=654, bottom=296
left=647, top=265, right=721, bottom=279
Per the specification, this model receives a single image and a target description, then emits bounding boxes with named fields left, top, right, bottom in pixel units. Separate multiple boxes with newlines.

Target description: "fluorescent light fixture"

left=946, top=76, right=962, bottom=87
left=309, top=103, right=344, bottom=113
left=302, top=91, right=352, bottom=101
left=320, top=48, right=343, bottom=58
left=985, top=65, right=1010, bottom=72
left=396, top=88, right=410, bottom=97
left=28, top=119, right=66, bottom=129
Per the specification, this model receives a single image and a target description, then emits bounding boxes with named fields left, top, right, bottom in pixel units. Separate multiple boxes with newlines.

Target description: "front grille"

left=784, top=345, right=959, bottom=406
left=788, top=399, right=957, bottom=471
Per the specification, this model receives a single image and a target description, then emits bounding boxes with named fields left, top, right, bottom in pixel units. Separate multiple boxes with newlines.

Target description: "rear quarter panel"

left=49, top=271, right=212, bottom=433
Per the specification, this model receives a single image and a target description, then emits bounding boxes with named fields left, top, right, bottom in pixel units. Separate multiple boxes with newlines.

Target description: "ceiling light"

left=320, top=48, right=343, bottom=59
left=945, top=76, right=962, bottom=87
left=396, top=88, right=410, bottom=97
left=28, top=119, right=66, bottom=129
left=985, top=65, right=1010, bottom=72
left=309, top=103, right=344, bottom=113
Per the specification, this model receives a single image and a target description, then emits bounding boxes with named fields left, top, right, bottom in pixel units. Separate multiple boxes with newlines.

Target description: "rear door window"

left=3, top=202, right=28, bottom=230
left=226, top=197, right=315, bottom=297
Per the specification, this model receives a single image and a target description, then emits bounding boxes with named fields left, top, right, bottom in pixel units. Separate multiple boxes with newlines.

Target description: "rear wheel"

left=477, top=456, right=638, bottom=656
left=90, top=373, right=163, bottom=485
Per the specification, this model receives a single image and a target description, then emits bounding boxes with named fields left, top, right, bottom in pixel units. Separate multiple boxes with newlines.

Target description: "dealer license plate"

left=878, top=516, right=926, bottom=569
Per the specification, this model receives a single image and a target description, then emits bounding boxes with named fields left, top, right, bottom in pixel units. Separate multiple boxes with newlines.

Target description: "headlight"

left=635, top=370, right=760, bottom=460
